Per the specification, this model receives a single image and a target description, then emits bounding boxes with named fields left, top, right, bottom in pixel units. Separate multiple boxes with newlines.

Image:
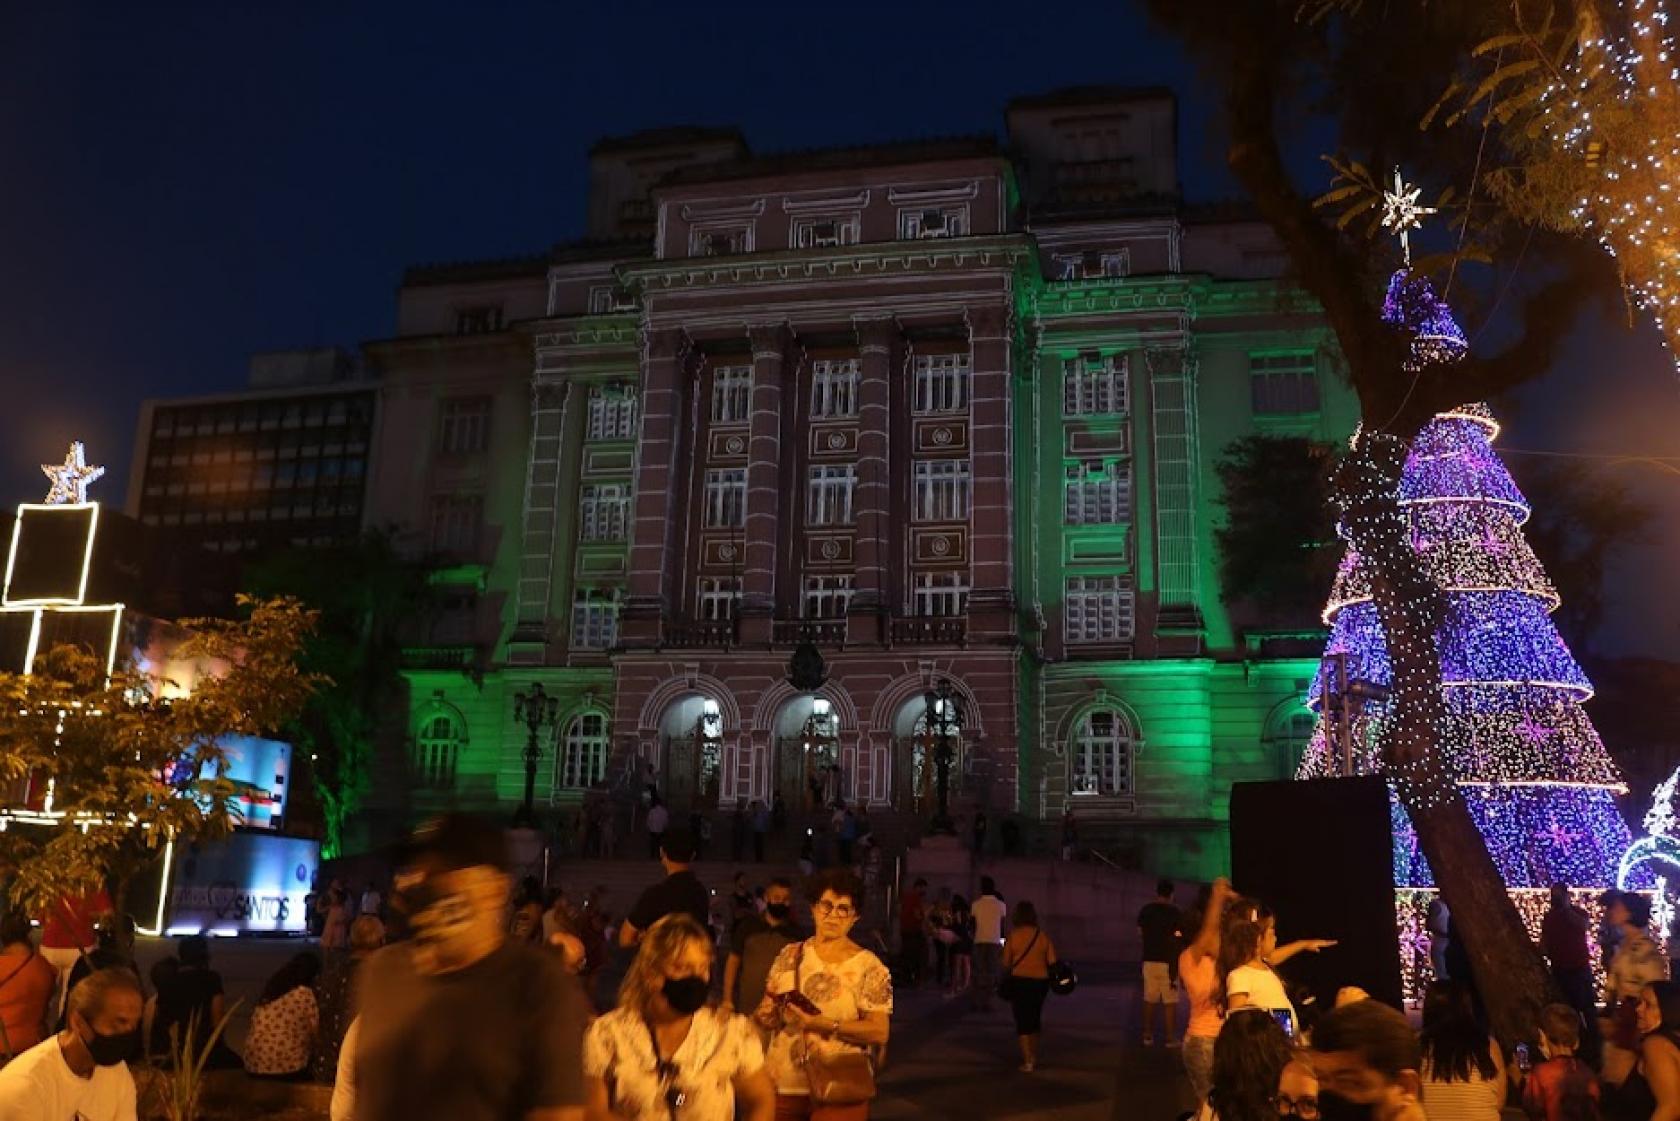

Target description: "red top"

left=899, top=889, right=925, bottom=933
left=39, top=889, right=112, bottom=950
left=0, top=948, right=56, bottom=1055
left=1521, top=1056, right=1599, bottom=1121
left=1539, top=904, right=1591, bottom=971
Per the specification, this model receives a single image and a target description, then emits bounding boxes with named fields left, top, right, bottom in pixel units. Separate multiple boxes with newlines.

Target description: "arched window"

left=1070, top=708, right=1133, bottom=797
left=561, top=712, right=610, bottom=790
left=415, top=711, right=463, bottom=790
left=1267, top=704, right=1317, bottom=781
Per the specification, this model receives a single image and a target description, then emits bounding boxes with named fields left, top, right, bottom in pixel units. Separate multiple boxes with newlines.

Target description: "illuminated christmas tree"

left=1296, top=176, right=1643, bottom=992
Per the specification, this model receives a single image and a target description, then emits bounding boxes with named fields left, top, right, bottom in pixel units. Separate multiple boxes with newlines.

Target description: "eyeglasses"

left=813, top=901, right=856, bottom=919
left=1271, top=1095, right=1320, bottom=1119
left=656, top=1059, right=687, bottom=1110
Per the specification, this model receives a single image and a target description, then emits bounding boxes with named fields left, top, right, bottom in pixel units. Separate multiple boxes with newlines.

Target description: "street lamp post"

left=922, top=679, right=961, bottom=836
left=513, top=683, right=560, bottom=827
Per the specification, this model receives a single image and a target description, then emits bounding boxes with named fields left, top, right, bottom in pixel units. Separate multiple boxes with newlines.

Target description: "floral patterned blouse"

left=758, top=942, right=893, bottom=1097
left=584, top=1006, right=764, bottom=1121
left=243, top=985, right=318, bottom=1075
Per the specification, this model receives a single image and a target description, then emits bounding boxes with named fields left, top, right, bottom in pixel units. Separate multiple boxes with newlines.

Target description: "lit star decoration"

left=1301, top=263, right=1636, bottom=999
left=1380, top=169, right=1437, bottom=266
left=41, top=442, right=104, bottom=505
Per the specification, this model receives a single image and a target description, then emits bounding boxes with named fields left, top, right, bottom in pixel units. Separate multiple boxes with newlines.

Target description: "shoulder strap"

left=1005, top=929, right=1041, bottom=972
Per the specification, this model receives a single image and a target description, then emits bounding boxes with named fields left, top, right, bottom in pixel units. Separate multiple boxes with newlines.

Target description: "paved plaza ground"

left=135, top=937, right=1192, bottom=1120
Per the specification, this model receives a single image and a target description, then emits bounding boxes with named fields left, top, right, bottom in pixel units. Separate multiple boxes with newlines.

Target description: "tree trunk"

left=1339, top=433, right=1556, bottom=1046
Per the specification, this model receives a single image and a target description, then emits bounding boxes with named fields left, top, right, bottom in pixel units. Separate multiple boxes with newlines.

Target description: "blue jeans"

left=1183, top=1034, right=1216, bottom=1104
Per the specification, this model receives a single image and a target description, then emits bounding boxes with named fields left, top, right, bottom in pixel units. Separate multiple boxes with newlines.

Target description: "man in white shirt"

left=645, top=798, right=669, bottom=860
left=970, top=876, right=1009, bottom=1012
left=0, top=966, right=141, bottom=1121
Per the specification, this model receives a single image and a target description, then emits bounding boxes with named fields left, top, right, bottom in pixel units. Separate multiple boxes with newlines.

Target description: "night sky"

left=4, top=2, right=1677, bottom=657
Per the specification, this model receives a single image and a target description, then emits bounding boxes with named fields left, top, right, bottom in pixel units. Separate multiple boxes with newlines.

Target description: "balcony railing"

left=662, top=620, right=735, bottom=649
left=890, top=617, right=967, bottom=646
left=399, top=645, right=480, bottom=671
left=772, top=619, right=848, bottom=647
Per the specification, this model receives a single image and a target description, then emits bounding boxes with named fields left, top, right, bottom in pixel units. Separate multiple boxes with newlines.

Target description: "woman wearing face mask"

left=1603, top=980, right=1680, bottom=1121
left=583, top=913, right=774, bottom=1121
left=755, top=868, right=893, bottom=1121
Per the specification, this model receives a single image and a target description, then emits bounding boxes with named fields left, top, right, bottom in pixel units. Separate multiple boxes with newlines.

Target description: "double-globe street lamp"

left=922, top=678, right=962, bottom=836
left=512, top=683, right=560, bottom=827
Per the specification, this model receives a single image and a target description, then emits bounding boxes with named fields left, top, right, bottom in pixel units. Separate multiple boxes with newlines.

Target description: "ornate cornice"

left=621, top=235, right=1034, bottom=291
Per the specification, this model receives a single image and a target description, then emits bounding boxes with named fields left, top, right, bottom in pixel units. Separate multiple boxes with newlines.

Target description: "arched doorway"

left=892, top=694, right=964, bottom=816
left=658, top=695, right=724, bottom=814
left=773, top=696, right=841, bottom=813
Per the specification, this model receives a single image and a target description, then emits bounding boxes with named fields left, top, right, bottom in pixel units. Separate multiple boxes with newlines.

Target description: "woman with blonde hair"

left=584, top=913, right=773, bottom=1121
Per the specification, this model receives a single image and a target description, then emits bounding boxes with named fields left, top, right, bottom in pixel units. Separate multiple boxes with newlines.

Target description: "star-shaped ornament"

left=42, top=441, right=105, bottom=505
left=1380, top=169, right=1437, bottom=265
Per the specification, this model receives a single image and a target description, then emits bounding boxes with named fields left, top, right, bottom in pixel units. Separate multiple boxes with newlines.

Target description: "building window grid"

left=704, top=469, right=747, bottom=528
left=415, top=713, right=461, bottom=790
left=806, top=465, right=857, bottom=527
left=712, top=367, right=753, bottom=424
left=427, top=494, right=483, bottom=555
left=697, top=577, right=741, bottom=621
left=1071, top=709, right=1133, bottom=796
left=587, top=388, right=637, bottom=441
left=437, top=397, right=491, bottom=456
left=559, top=713, right=609, bottom=789
left=1065, top=576, right=1136, bottom=644
left=913, top=459, right=971, bottom=522
left=1064, top=461, right=1132, bottom=525
left=570, top=588, right=619, bottom=650
left=579, top=483, right=631, bottom=542
left=810, top=359, right=859, bottom=419
left=913, top=572, right=969, bottom=617
left=802, top=575, right=855, bottom=619
left=1250, top=352, right=1321, bottom=416
left=1062, top=354, right=1129, bottom=416
left=912, top=354, right=970, bottom=415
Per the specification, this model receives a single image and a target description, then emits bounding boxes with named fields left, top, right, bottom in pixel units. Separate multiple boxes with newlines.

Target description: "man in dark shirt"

left=723, top=877, right=801, bottom=1016
left=1539, top=882, right=1600, bottom=1064
left=618, top=828, right=709, bottom=948
left=350, top=813, right=586, bottom=1121
left=1137, top=879, right=1182, bottom=1046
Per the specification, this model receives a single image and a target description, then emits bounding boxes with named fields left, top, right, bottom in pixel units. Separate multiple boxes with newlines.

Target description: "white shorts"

left=1142, top=960, right=1175, bottom=1003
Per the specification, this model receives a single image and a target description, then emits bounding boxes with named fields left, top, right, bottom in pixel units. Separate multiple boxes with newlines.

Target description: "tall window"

left=579, top=483, right=630, bottom=541
left=455, top=306, right=503, bottom=335
left=1062, top=354, right=1129, bottom=416
left=697, top=577, right=741, bottom=621
left=414, top=711, right=462, bottom=790
left=427, top=494, right=483, bottom=554
left=810, top=359, right=859, bottom=418
left=803, top=575, right=854, bottom=619
left=438, top=397, right=491, bottom=455
left=1071, top=709, right=1133, bottom=796
left=913, top=460, right=970, bottom=522
left=587, top=387, right=636, bottom=441
left=1064, top=461, right=1131, bottom=525
left=1065, top=576, right=1135, bottom=644
left=807, top=465, right=856, bottom=526
left=559, top=712, right=609, bottom=789
left=913, top=571, right=969, bottom=617
left=570, top=588, right=619, bottom=649
left=1250, top=352, right=1320, bottom=416
left=712, top=367, right=752, bottom=423
left=704, top=469, right=747, bottom=528
left=913, top=354, right=970, bottom=414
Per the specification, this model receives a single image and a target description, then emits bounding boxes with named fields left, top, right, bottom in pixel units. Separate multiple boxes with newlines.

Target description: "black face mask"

left=765, top=903, right=791, bottom=921
left=1316, top=1092, right=1376, bottom=1121
left=662, top=976, right=710, bottom=1015
left=84, top=1026, right=140, bottom=1067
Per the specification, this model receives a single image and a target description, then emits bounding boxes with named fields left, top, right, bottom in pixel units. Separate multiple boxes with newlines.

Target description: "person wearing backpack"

left=1518, top=1003, right=1601, bottom=1121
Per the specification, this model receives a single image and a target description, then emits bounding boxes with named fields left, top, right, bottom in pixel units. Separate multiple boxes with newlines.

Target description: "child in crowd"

left=1518, top=1003, right=1601, bottom=1121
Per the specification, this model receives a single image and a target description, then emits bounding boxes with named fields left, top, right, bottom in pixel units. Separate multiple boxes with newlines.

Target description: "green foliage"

left=0, top=597, right=319, bottom=918
left=243, top=532, right=433, bottom=858
left=155, top=1003, right=240, bottom=1121
left=1215, top=435, right=1342, bottom=623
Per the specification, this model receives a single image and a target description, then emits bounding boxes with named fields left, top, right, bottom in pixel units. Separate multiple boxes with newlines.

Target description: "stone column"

left=850, top=316, right=896, bottom=644
left=622, top=326, right=690, bottom=648
left=739, top=323, right=792, bottom=643
left=966, top=303, right=1016, bottom=638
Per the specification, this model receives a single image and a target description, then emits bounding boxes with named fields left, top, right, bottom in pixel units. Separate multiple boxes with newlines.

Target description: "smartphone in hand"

left=779, top=990, right=824, bottom=1017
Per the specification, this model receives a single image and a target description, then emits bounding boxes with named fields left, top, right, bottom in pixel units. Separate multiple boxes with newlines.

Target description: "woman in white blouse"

left=584, top=913, right=774, bottom=1121
left=1218, top=909, right=1335, bottom=1038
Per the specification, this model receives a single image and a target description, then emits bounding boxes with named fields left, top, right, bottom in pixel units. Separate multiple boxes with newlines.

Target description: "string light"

left=1395, top=888, right=1615, bottom=1003
left=41, top=442, right=104, bottom=506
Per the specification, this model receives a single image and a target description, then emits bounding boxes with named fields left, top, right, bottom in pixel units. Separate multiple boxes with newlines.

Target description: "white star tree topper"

left=41, top=441, right=105, bottom=505
left=1380, top=169, right=1437, bottom=266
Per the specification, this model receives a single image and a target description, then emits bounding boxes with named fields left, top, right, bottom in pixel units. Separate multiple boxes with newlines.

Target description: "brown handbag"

left=796, top=943, right=877, bottom=1105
